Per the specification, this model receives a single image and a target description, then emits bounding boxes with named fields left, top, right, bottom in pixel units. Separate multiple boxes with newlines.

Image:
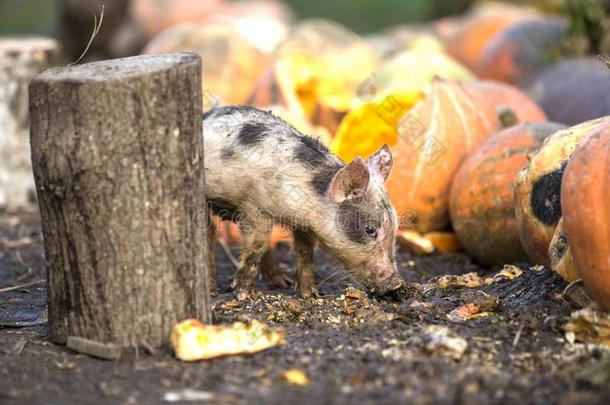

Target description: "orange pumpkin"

left=386, top=79, right=501, bottom=232
left=561, top=122, right=610, bottom=309
left=143, top=23, right=272, bottom=106
left=447, top=14, right=525, bottom=70
left=450, top=122, right=564, bottom=265
left=476, top=17, right=567, bottom=85
left=467, top=81, right=547, bottom=126
left=130, top=0, right=292, bottom=38
left=130, top=0, right=224, bottom=36
left=514, top=117, right=607, bottom=265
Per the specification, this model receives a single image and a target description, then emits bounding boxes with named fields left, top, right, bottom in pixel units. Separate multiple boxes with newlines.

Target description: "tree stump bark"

left=0, top=37, right=58, bottom=208
left=29, top=53, right=210, bottom=348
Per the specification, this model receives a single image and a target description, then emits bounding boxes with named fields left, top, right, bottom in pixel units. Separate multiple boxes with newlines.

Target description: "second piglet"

left=204, top=106, right=404, bottom=299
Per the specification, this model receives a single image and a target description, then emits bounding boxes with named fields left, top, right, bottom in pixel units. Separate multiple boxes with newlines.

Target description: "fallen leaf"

left=436, top=273, right=484, bottom=289
left=460, top=291, right=501, bottom=312
left=219, top=300, right=240, bottom=310
left=171, top=319, right=285, bottom=361
left=448, top=303, right=480, bottom=321
left=344, top=286, right=367, bottom=301
left=484, top=265, right=523, bottom=284
left=564, top=307, right=610, bottom=347
left=282, top=369, right=309, bottom=386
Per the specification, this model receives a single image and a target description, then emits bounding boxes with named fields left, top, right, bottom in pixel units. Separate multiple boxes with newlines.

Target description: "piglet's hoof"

left=231, top=278, right=258, bottom=301
left=234, top=286, right=257, bottom=301
left=298, top=285, right=320, bottom=299
left=264, top=271, right=294, bottom=289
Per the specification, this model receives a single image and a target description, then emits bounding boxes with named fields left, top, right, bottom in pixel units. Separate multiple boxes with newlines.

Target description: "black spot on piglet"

left=237, top=122, right=268, bottom=146
left=311, top=163, right=341, bottom=196
left=295, top=134, right=332, bottom=166
left=294, top=133, right=343, bottom=196
left=530, top=162, right=566, bottom=226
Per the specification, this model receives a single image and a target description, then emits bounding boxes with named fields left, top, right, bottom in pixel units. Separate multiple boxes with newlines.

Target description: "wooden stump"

left=29, top=53, right=211, bottom=348
left=0, top=37, right=58, bottom=208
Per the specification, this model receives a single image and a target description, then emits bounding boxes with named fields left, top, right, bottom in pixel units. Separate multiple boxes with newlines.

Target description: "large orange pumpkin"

left=130, top=0, right=224, bottom=36
left=130, top=0, right=292, bottom=37
left=514, top=117, right=608, bottom=265
left=446, top=14, right=526, bottom=70
left=561, top=122, right=610, bottom=309
left=387, top=79, right=501, bottom=232
left=332, top=78, right=533, bottom=232
left=476, top=17, right=567, bottom=85
left=450, top=122, right=564, bottom=266
left=143, top=22, right=272, bottom=106
left=466, top=80, right=547, bottom=126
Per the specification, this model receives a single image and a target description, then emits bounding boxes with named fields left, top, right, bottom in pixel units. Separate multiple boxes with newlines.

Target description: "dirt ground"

left=1, top=207, right=609, bottom=405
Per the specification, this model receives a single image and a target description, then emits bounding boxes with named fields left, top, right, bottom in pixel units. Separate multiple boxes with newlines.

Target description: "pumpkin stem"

left=497, top=107, right=518, bottom=128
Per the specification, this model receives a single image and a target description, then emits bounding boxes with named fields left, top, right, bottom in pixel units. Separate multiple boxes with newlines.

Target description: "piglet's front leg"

left=231, top=214, right=272, bottom=300
left=293, top=230, right=318, bottom=298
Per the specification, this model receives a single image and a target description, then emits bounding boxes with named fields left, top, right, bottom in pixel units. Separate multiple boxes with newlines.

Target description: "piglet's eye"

left=364, top=224, right=377, bottom=238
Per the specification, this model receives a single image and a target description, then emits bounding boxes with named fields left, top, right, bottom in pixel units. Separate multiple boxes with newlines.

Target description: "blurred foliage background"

left=281, top=0, right=473, bottom=32
left=0, top=0, right=475, bottom=35
left=0, top=0, right=56, bottom=34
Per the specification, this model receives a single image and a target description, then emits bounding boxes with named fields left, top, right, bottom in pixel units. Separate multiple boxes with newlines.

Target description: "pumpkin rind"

left=476, top=17, right=567, bottom=85
left=514, top=117, right=608, bottom=265
left=386, top=79, right=501, bottom=232
left=143, top=23, right=271, bottom=105
left=450, top=122, right=564, bottom=265
left=561, top=122, right=610, bottom=309
left=468, top=81, right=547, bottom=126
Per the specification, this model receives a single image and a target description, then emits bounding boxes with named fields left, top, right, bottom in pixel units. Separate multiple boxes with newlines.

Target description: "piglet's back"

left=202, top=106, right=343, bottom=217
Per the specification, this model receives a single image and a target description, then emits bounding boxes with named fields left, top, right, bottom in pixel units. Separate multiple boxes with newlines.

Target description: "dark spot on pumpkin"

left=498, top=106, right=518, bottom=128
left=530, top=163, right=566, bottom=226
left=237, top=122, right=268, bottom=146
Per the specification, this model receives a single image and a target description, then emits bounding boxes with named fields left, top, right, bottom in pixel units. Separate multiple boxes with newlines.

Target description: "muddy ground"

left=0, top=207, right=609, bottom=404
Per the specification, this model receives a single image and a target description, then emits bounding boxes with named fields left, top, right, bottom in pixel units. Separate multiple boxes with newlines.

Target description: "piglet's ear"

left=366, top=144, right=393, bottom=182
left=328, top=157, right=370, bottom=203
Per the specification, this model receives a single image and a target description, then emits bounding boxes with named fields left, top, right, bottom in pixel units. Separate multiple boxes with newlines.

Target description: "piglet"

left=203, top=106, right=404, bottom=300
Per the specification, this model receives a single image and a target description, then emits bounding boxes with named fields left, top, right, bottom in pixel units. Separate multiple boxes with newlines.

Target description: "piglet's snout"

left=375, top=267, right=404, bottom=292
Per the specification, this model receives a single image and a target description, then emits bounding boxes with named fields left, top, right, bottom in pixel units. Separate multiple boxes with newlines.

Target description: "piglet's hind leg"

left=231, top=214, right=272, bottom=300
